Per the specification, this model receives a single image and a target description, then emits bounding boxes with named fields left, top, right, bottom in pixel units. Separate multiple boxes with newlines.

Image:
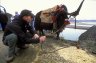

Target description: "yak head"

left=52, top=4, right=70, bottom=32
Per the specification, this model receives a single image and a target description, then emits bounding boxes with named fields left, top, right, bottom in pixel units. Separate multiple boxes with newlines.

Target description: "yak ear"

left=64, top=20, right=70, bottom=25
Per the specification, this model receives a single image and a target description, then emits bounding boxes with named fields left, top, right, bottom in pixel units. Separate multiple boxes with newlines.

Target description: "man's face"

left=22, top=16, right=32, bottom=23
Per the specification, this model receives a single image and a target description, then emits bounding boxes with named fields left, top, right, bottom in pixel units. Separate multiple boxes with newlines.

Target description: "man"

left=2, top=9, right=46, bottom=62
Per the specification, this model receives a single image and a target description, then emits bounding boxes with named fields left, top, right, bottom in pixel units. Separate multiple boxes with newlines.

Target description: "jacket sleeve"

left=7, top=23, right=39, bottom=44
left=26, top=23, right=37, bottom=35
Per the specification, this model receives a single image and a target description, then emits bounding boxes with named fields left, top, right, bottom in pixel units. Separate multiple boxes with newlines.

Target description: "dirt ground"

left=0, top=31, right=96, bottom=63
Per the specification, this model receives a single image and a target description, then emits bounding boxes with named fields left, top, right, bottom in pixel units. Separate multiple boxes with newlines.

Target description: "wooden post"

left=75, top=17, right=76, bottom=29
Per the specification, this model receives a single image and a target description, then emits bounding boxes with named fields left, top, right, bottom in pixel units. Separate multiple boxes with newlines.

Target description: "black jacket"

left=3, top=16, right=39, bottom=44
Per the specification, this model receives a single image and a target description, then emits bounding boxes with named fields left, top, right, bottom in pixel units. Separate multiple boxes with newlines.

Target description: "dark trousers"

left=3, top=33, right=17, bottom=57
left=3, top=33, right=39, bottom=57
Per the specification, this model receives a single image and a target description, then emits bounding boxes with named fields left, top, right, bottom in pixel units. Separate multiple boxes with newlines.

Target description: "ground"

left=0, top=31, right=96, bottom=63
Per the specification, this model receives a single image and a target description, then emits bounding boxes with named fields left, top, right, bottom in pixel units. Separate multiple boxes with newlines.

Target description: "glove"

left=33, top=34, right=39, bottom=39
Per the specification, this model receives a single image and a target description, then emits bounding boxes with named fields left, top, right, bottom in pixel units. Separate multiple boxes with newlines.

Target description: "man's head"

left=20, top=9, right=33, bottom=23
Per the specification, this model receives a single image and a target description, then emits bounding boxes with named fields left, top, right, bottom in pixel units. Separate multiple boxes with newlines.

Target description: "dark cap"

left=20, top=9, right=32, bottom=18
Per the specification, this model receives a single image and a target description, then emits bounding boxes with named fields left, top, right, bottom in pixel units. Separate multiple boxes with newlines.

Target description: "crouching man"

left=2, top=9, right=46, bottom=63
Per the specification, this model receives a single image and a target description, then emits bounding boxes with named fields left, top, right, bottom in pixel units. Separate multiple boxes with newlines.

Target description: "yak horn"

left=68, top=0, right=85, bottom=17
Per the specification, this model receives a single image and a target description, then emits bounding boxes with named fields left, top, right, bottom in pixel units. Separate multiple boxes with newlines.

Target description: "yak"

left=34, top=5, right=70, bottom=39
left=34, top=0, right=85, bottom=39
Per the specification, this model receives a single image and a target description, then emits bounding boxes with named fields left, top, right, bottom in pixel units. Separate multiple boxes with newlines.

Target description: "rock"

left=78, top=25, right=96, bottom=53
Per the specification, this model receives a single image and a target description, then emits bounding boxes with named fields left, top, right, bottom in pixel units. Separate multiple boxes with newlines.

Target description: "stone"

left=78, top=25, right=96, bottom=53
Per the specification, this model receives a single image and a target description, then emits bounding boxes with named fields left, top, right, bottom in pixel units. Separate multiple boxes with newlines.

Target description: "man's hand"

left=33, top=34, right=39, bottom=39
left=39, top=36, right=46, bottom=43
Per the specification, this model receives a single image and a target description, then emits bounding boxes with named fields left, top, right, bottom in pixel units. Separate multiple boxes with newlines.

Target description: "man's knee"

left=9, top=34, right=17, bottom=41
left=4, top=34, right=18, bottom=46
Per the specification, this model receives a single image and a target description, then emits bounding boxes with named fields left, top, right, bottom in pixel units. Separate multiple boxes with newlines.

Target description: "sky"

left=0, top=0, right=96, bottom=20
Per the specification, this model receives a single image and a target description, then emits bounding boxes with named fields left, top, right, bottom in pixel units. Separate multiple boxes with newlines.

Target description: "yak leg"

left=39, top=29, right=45, bottom=36
left=56, top=32, right=60, bottom=40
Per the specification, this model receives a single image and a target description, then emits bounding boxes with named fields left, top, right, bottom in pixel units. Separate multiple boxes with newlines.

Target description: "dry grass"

left=0, top=32, right=96, bottom=63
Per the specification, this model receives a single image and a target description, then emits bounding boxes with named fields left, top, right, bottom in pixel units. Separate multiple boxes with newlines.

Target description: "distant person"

left=2, top=9, right=46, bottom=62
left=14, top=11, right=19, bottom=19
left=0, top=9, right=8, bottom=31
left=0, top=10, right=13, bottom=31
